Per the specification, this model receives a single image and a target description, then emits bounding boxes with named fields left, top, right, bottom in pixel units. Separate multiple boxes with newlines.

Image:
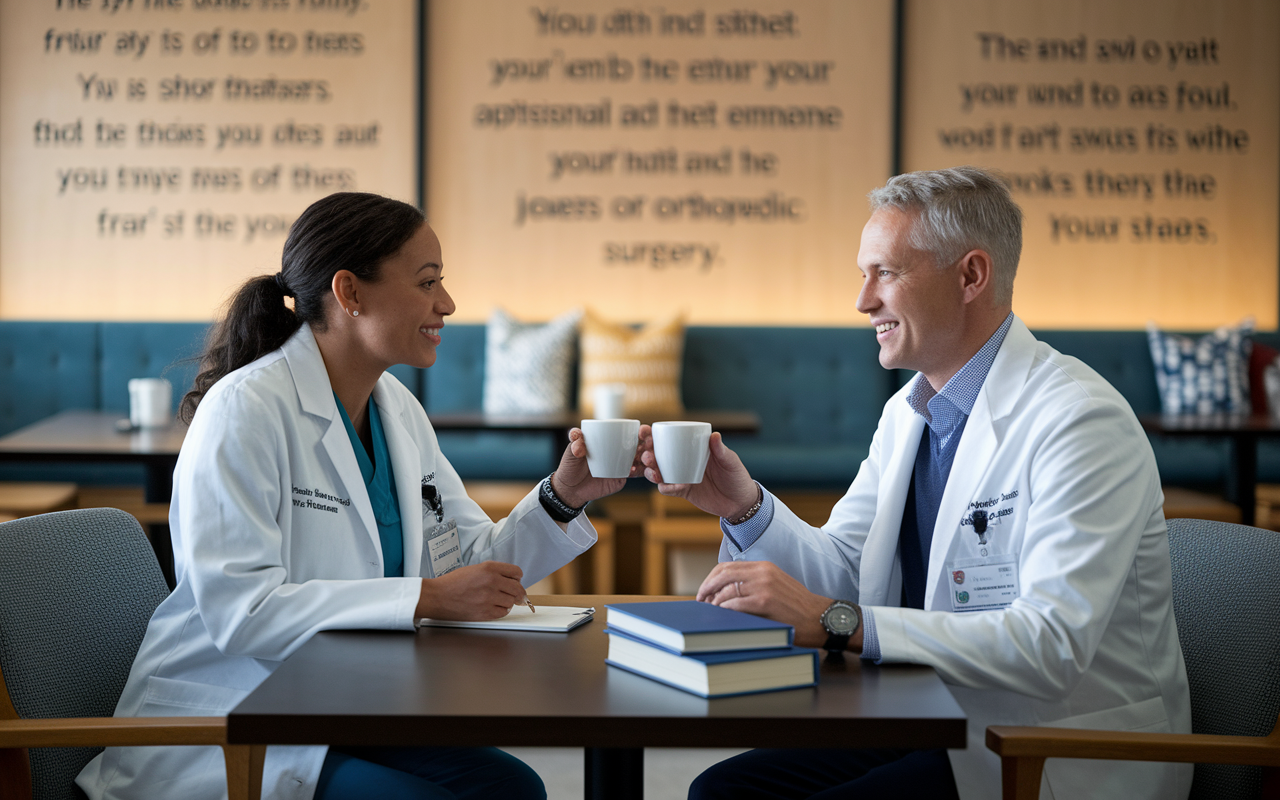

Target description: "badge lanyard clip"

left=972, top=509, right=989, bottom=546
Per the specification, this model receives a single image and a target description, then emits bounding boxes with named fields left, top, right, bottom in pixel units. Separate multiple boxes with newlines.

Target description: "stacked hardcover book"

left=603, top=600, right=821, bottom=698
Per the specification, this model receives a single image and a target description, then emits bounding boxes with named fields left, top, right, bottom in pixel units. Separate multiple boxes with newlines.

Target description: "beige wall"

left=427, top=0, right=895, bottom=325
left=0, top=0, right=416, bottom=320
left=902, top=0, right=1280, bottom=329
left=2, top=0, right=1277, bottom=329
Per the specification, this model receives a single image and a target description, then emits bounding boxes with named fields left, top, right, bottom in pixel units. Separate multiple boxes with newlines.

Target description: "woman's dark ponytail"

left=180, top=192, right=424, bottom=423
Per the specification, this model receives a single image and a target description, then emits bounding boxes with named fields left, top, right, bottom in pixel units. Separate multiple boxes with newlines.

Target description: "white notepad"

left=417, top=605, right=595, bottom=633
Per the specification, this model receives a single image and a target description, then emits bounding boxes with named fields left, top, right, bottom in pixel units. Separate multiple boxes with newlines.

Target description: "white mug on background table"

left=592, top=383, right=627, bottom=420
left=651, top=421, right=712, bottom=484
left=128, top=378, right=172, bottom=428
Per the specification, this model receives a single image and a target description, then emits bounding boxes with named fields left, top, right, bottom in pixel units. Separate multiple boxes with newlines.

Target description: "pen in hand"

left=522, top=596, right=536, bottom=614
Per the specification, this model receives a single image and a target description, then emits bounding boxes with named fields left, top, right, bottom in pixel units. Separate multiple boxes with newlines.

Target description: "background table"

left=228, top=595, right=966, bottom=800
left=0, top=409, right=186, bottom=584
left=1140, top=413, right=1280, bottom=526
left=0, top=409, right=186, bottom=501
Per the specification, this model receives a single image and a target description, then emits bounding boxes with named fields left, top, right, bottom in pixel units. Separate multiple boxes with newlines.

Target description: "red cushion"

left=1249, top=342, right=1278, bottom=415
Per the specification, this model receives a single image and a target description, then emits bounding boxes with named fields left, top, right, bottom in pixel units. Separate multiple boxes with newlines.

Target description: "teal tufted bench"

left=3, top=321, right=1277, bottom=492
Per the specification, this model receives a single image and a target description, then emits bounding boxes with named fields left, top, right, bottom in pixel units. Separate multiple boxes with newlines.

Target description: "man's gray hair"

left=868, top=166, right=1023, bottom=305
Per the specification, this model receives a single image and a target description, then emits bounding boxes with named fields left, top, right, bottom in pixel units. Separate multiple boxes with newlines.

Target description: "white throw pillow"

left=483, top=308, right=582, bottom=415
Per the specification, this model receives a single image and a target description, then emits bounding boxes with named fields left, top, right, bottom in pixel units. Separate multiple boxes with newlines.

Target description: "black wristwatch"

left=820, top=600, right=860, bottom=652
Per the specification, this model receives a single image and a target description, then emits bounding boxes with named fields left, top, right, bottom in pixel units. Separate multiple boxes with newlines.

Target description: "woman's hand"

left=550, top=427, right=643, bottom=508
left=415, top=561, right=527, bottom=621
left=638, top=426, right=759, bottom=520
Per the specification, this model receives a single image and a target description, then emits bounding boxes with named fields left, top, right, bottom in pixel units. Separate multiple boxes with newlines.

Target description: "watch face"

left=825, top=605, right=857, bottom=635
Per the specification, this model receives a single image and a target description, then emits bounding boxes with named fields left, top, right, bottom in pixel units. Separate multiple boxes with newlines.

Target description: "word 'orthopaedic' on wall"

left=903, top=0, right=1280, bottom=329
left=0, top=0, right=416, bottom=320
left=428, top=1, right=893, bottom=325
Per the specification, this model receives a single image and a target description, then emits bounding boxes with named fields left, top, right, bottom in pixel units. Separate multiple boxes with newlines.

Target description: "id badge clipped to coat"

left=423, top=519, right=461, bottom=578
left=948, top=552, right=1019, bottom=612
left=420, top=480, right=461, bottom=577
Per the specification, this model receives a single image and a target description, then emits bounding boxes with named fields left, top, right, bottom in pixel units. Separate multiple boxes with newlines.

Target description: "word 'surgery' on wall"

left=428, top=0, right=894, bottom=325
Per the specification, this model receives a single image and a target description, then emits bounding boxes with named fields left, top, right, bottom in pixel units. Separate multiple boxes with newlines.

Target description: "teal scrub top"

left=334, top=393, right=403, bottom=577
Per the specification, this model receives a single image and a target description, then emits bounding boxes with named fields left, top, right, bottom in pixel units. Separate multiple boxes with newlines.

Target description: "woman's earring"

left=352, top=310, right=359, bottom=317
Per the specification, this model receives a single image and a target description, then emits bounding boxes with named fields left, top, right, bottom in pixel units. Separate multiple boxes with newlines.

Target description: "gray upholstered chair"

left=987, top=518, right=1280, bottom=800
left=0, top=508, right=262, bottom=800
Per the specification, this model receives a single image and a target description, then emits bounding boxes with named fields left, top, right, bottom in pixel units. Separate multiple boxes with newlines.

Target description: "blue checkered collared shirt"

left=861, top=312, right=1014, bottom=660
left=721, top=314, right=1013, bottom=657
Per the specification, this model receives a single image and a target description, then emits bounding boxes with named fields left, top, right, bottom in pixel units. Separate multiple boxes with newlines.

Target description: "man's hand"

left=696, top=561, right=863, bottom=653
left=638, top=426, right=758, bottom=519
left=551, top=427, right=642, bottom=509
left=415, top=561, right=527, bottom=621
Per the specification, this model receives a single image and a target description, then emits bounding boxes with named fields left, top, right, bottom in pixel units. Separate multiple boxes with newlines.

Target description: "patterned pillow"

left=1146, top=321, right=1253, bottom=415
left=579, top=310, right=685, bottom=416
left=482, top=307, right=581, bottom=415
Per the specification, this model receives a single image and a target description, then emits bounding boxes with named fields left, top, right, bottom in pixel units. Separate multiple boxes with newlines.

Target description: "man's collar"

left=907, top=312, right=1015, bottom=425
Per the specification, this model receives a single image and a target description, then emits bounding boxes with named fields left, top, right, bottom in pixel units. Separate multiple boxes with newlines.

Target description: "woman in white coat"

left=76, top=192, right=634, bottom=800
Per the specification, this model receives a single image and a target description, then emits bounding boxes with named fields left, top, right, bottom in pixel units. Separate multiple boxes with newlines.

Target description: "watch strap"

left=823, top=632, right=851, bottom=652
left=539, top=475, right=586, bottom=523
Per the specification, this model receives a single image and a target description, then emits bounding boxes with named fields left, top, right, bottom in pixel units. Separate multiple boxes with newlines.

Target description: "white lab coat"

left=77, top=324, right=596, bottom=800
left=725, top=317, right=1192, bottom=800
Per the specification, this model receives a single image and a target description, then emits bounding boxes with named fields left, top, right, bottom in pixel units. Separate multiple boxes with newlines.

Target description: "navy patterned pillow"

left=1146, top=321, right=1253, bottom=415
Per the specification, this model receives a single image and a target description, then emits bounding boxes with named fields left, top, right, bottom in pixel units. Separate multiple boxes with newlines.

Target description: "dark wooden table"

left=1140, top=413, right=1280, bottom=526
left=0, top=409, right=186, bottom=584
left=0, top=409, right=186, bottom=502
left=228, top=595, right=966, bottom=800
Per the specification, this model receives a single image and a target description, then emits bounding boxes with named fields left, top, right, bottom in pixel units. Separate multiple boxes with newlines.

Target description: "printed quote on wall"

left=0, top=0, right=416, bottom=320
left=427, top=1, right=893, bottom=325
left=903, top=0, right=1279, bottom=329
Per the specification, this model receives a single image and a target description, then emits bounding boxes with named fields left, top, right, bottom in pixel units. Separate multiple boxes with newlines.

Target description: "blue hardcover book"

left=604, top=628, right=820, bottom=698
left=605, top=600, right=794, bottom=653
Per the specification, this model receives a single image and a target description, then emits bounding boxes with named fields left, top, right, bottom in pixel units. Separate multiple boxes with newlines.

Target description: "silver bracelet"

left=725, top=484, right=764, bottom=526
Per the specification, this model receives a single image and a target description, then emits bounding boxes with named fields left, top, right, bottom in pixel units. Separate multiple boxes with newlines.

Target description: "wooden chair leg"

left=1001, top=755, right=1045, bottom=800
left=644, top=539, right=667, bottom=595
left=0, top=746, right=32, bottom=799
left=222, top=743, right=266, bottom=800
left=592, top=531, right=614, bottom=594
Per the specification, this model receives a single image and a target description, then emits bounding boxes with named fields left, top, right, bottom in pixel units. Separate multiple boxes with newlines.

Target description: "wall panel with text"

left=427, top=0, right=894, bottom=325
left=2, top=0, right=1277, bottom=329
left=0, top=0, right=418, bottom=320
left=901, top=0, right=1279, bottom=329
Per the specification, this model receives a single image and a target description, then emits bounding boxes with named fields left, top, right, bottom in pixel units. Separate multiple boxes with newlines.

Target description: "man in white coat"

left=640, top=167, right=1192, bottom=800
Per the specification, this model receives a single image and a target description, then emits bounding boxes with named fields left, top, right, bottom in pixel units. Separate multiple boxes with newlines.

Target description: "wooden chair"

left=0, top=483, right=77, bottom=519
left=987, top=518, right=1280, bottom=800
left=463, top=480, right=615, bottom=594
left=1254, top=484, right=1280, bottom=530
left=642, top=491, right=845, bottom=595
left=0, top=508, right=263, bottom=800
left=74, top=486, right=171, bottom=527
left=1161, top=486, right=1241, bottom=524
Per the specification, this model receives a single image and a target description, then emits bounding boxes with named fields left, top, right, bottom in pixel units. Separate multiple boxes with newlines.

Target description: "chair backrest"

left=0, top=508, right=170, bottom=800
left=1166, top=518, right=1280, bottom=800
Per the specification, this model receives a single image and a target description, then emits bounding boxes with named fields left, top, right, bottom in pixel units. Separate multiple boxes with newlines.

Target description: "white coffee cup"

left=592, top=383, right=626, bottom=420
left=128, top=378, right=172, bottom=428
left=651, top=421, right=712, bottom=484
left=580, top=418, right=640, bottom=479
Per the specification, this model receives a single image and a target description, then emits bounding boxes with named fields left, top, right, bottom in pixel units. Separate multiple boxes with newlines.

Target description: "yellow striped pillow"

left=579, top=310, right=685, bottom=416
